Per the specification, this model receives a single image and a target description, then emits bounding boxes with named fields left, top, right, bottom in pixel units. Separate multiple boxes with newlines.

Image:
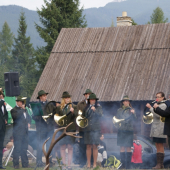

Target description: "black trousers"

left=168, top=135, right=170, bottom=148
left=36, top=121, right=47, bottom=164
left=79, top=132, right=87, bottom=166
left=0, top=128, right=5, bottom=166
left=13, top=132, right=28, bottom=167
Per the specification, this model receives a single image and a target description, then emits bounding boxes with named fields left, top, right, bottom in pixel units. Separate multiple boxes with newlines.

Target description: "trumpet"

left=76, top=110, right=88, bottom=128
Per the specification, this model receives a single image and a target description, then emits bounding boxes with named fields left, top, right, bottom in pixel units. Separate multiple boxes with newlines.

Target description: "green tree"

left=111, top=18, right=114, bottom=27
left=0, top=22, right=14, bottom=88
left=35, top=0, right=87, bottom=71
left=12, top=12, right=37, bottom=98
left=132, top=18, right=137, bottom=25
left=148, top=7, right=168, bottom=24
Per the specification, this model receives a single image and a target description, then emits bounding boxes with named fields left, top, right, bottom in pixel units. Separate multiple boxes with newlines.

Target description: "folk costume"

left=11, top=96, right=31, bottom=168
left=77, top=89, right=92, bottom=167
left=116, top=95, right=136, bottom=169
left=0, top=91, right=8, bottom=169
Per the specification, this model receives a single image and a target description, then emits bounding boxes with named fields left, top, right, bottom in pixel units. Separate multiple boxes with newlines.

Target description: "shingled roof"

left=31, top=23, right=170, bottom=102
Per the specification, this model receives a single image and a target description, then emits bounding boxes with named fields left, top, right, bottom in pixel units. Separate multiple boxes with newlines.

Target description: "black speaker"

left=4, top=72, right=20, bottom=97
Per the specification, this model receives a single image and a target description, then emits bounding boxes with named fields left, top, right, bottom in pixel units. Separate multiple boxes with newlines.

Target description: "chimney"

left=117, top=11, right=132, bottom=27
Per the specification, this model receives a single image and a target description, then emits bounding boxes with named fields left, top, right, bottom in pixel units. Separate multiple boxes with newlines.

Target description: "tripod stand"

left=3, top=145, right=36, bottom=166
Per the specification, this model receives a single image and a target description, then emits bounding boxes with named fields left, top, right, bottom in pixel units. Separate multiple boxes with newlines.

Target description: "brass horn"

left=22, top=97, right=27, bottom=105
left=42, top=113, right=53, bottom=122
left=113, top=116, right=124, bottom=128
left=54, top=114, right=66, bottom=126
left=76, top=110, right=88, bottom=128
left=142, top=112, right=153, bottom=124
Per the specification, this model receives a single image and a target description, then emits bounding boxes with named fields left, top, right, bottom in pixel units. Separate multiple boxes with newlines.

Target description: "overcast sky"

left=0, top=0, right=119, bottom=10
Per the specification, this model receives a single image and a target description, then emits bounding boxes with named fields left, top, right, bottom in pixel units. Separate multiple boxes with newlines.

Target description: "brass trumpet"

left=76, top=110, right=88, bottom=128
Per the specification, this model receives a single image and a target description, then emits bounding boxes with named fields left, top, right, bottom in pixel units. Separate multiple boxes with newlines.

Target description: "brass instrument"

left=54, top=103, right=73, bottom=126
left=113, top=116, right=124, bottom=128
left=76, top=110, right=88, bottom=128
left=22, top=97, right=27, bottom=105
left=42, top=113, right=53, bottom=122
left=143, top=112, right=154, bottom=124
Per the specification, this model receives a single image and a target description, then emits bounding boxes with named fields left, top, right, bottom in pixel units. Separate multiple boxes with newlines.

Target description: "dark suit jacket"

left=154, top=106, right=170, bottom=135
left=11, top=106, right=31, bottom=135
left=0, top=100, right=8, bottom=131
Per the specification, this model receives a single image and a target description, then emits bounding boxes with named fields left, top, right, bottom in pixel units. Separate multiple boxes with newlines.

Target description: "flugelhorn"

left=76, top=110, right=88, bottom=128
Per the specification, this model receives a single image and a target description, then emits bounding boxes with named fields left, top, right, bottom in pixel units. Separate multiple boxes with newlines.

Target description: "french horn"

left=76, top=110, right=88, bottom=128
left=113, top=116, right=124, bottom=128
left=142, top=112, right=153, bottom=124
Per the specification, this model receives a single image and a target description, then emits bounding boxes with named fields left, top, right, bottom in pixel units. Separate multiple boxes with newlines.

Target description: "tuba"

left=76, top=110, right=88, bottom=128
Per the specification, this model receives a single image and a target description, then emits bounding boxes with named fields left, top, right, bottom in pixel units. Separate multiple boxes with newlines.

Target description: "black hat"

left=61, top=91, right=71, bottom=98
left=83, top=89, right=92, bottom=95
left=37, top=90, right=48, bottom=99
left=88, top=93, right=99, bottom=100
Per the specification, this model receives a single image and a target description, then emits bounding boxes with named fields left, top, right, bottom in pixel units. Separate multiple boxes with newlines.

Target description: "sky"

left=0, top=0, right=125, bottom=11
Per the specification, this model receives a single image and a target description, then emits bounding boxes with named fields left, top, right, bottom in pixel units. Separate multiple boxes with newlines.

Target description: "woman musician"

left=146, top=92, right=167, bottom=169
left=82, top=93, right=103, bottom=168
left=55, top=91, right=78, bottom=170
left=116, top=95, right=136, bottom=169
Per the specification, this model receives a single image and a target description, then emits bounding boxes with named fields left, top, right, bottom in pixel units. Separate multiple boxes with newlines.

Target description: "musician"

left=77, top=89, right=92, bottom=167
left=116, top=95, right=136, bottom=169
left=32, top=90, right=56, bottom=167
left=0, top=91, right=8, bottom=169
left=56, top=91, right=78, bottom=170
left=11, top=96, right=31, bottom=169
left=82, top=93, right=103, bottom=168
left=153, top=96, right=170, bottom=148
left=146, top=92, right=167, bottom=169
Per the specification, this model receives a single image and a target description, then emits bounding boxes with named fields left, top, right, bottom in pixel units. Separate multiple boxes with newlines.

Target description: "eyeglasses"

left=155, top=96, right=163, bottom=98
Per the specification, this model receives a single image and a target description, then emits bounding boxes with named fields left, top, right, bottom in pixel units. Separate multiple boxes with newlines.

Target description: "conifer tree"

left=12, top=12, right=37, bottom=98
left=148, top=7, right=168, bottom=24
left=0, top=22, right=14, bottom=88
left=35, top=0, right=87, bottom=71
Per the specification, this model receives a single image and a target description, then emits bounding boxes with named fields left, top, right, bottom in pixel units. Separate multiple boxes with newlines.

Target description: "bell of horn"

left=54, top=114, right=66, bottom=126
left=113, top=116, right=124, bottom=128
left=76, top=110, right=88, bottom=128
left=142, top=112, right=153, bottom=124
left=160, top=116, right=165, bottom=123
left=42, top=113, right=53, bottom=122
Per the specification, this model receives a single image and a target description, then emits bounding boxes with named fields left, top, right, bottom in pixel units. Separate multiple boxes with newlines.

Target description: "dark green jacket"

left=56, top=104, right=78, bottom=131
left=77, top=99, right=87, bottom=112
left=83, top=104, right=103, bottom=132
left=116, top=106, right=136, bottom=131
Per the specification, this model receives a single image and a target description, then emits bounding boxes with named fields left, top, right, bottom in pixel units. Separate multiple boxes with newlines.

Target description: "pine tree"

left=148, top=7, right=168, bottom=24
left=0, top=22, right=14, bottom=88
left=35, top=0, right=87, bottom=71
left=111, top=18, right=114, bottom=27
left=12, top=11, right=37, bottom=98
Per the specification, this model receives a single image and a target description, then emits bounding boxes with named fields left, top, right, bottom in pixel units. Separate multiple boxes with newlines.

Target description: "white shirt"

left=1, top=99, right=4, bottom=115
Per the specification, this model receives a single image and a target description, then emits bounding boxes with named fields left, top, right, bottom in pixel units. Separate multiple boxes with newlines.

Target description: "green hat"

left=16, top=96, right=24, bottom=102
left=121, top=95, right=131, bottom=102
left=83, top=89, right=92, bottom=95
left=37, top=90, right=48, bottom=99
left=88, top=93, right=99, bottom=100
left=61, top=91, right=71, bottom=98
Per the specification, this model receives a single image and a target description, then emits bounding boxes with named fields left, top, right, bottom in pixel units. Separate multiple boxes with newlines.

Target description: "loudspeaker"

left=4, top=72, right=20, bottom=97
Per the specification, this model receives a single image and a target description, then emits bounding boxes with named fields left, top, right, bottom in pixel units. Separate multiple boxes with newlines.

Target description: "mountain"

left=0, top=1, right=170, bottom=48
left=84, top=0, right=170, bottom=27
left=0, top=5, right=45, bottom=48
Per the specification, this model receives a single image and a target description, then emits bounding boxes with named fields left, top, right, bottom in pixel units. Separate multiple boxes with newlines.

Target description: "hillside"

left=0, top=0, right=170, bottom=48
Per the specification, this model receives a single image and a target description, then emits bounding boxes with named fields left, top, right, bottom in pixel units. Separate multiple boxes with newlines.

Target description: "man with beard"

left=77, top=89, right=92, bottom=167
left=0, top=90, right=8, bottom=169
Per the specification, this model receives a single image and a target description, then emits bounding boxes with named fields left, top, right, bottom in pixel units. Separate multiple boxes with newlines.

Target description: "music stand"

left=3, top=145, right=36, bottom=166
